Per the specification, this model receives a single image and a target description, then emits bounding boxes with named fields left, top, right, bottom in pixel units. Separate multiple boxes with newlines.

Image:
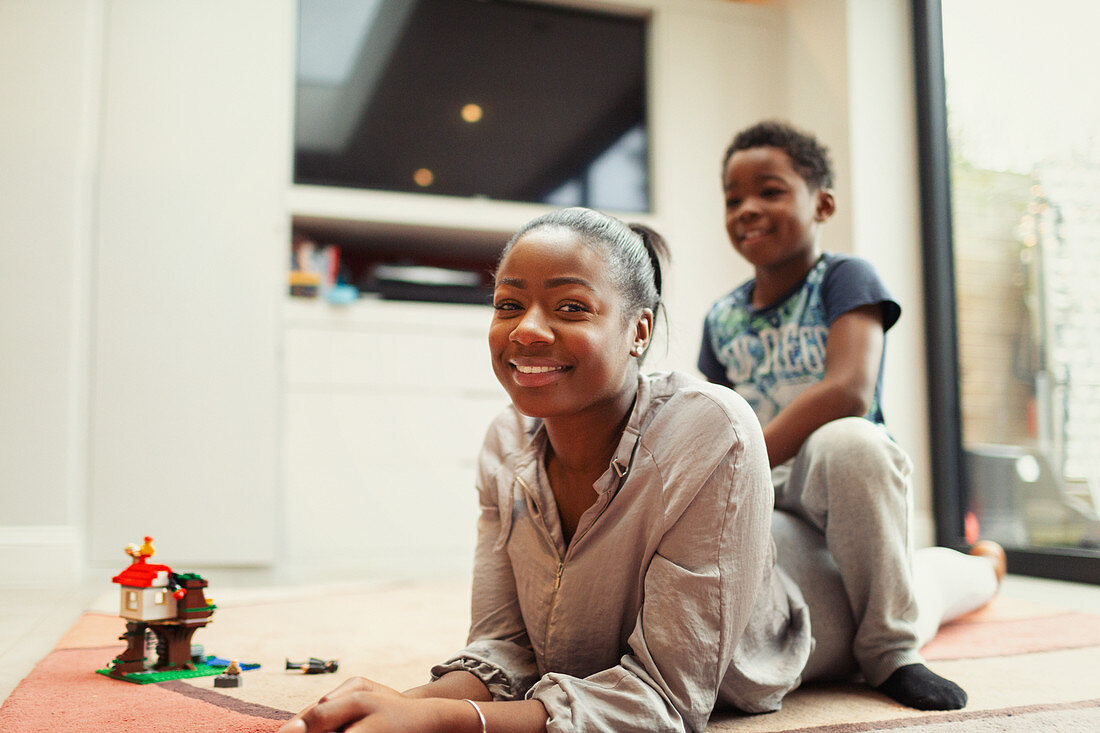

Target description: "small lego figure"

left=286, top=657, right=339, bottom=674
left=214, top=659, right=242, bottom=688
left=125, top=536, right=156, bottom=563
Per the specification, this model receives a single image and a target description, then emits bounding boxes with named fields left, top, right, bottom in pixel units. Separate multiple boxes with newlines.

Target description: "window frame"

left=912, top=0, right=1099, bottom=585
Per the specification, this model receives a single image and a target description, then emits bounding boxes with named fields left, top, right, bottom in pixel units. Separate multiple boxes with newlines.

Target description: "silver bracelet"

left=463, top=698, right=488, bottom=733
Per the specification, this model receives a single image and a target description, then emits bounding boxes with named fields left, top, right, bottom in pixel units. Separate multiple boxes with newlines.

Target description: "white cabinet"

left=281, top=299, right=508, bottom=578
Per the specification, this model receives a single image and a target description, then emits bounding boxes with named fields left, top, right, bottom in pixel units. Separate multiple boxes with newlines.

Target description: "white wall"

left=843, top=0, right=933, bottom=544
left=773, top=0, right=933, bottom=544
left=0, top=0, right=99, bottom=584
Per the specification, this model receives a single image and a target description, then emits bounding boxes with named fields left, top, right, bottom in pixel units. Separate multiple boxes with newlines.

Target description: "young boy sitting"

left=698, top=120, right=1002, bottom=710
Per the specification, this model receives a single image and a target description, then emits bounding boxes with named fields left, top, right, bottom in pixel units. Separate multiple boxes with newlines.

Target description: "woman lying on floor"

left=280, top=208, right=1000, bottom=733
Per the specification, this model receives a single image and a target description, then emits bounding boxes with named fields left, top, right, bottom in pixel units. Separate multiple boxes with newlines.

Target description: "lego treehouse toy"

left=101, top=536, right=218, bottom=683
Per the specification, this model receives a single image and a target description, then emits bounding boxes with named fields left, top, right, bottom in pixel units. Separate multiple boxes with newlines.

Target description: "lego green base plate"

left=96, top=663, right=223, bottom=685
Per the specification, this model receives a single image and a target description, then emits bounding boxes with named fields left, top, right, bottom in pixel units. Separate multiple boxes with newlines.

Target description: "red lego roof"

left=112, top=562, right=173, bottom=588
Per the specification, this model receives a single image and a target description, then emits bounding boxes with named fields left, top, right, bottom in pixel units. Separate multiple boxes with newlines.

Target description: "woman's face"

left=489, top=226, right=650, bottom=421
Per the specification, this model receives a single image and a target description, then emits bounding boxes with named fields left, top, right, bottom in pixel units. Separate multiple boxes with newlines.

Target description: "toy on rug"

left=286, top=657, right=339, bottom=674
left=98, top=536, right=221, bottom=684
left=214, top=659, right=243, bottom=688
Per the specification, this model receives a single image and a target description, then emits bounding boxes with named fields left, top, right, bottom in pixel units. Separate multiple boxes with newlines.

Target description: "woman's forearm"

left=404, top=670, right=493, bottom=701
left=477, top=698, right=549, bottom=732
left=406, top=672, right=548, bottom=731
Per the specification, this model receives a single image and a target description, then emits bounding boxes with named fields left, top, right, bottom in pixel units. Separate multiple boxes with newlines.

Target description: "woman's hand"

left=277, top=677, right=473, bottom=733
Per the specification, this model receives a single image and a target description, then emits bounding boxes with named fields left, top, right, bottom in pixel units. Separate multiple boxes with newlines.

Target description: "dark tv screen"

left=295, top=0, right=650, bottom=212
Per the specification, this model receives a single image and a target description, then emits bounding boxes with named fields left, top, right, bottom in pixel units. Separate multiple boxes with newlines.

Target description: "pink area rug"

left=0, top=646, right=289, bottom=732
left=2, top=585, right=1098, bottom=732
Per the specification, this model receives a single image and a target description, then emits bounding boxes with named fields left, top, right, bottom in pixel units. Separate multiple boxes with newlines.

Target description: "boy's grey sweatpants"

left=769, top=417, right=996, bottom=687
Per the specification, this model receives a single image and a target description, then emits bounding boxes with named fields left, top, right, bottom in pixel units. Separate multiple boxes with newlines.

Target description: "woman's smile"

left=509, top=360, right=573, bottom=387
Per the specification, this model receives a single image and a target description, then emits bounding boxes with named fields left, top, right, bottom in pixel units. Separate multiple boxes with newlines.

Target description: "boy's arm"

left=698, top=315, right=735, bottom=388
left=762, top=304, right=884, bottom=467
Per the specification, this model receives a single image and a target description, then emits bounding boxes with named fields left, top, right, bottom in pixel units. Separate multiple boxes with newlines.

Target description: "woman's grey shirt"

left=431, top=371, right=811, bottom=732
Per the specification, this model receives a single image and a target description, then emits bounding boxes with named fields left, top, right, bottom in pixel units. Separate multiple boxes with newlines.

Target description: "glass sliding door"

left=914, top=0, right=1100, bottom=583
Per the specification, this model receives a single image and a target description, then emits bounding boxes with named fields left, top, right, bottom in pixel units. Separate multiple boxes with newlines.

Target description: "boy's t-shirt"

left=698, top=253, right=901, bottom=427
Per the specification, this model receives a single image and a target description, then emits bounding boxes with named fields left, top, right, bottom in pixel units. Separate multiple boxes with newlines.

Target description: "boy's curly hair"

left=722, top=120, right=834, bottom=190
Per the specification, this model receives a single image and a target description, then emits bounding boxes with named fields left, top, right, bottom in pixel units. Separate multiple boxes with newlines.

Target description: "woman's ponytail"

left=629, top=223, right=669, bottom=299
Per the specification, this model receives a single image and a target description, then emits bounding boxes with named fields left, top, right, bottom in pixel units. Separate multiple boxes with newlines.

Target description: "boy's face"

left=722, top=146, right=835, bottom=273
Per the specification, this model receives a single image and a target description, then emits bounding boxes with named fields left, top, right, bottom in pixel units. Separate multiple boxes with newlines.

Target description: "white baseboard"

left=0, top=525, right=82, bottom=587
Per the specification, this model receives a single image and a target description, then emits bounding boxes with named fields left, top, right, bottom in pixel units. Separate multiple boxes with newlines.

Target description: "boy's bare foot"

left=969, top=540, right=1007, bottom=585
left=875, top=663, right=967, bottom=710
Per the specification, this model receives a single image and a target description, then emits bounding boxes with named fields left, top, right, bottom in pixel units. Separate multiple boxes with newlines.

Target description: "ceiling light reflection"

left=461, top=103, right=483, bottom=123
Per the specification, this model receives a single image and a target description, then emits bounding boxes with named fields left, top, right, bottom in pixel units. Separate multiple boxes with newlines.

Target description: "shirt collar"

left=608, top=372, right=650, bottom=481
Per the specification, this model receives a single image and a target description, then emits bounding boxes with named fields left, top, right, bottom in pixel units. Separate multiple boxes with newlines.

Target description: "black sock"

left=874, top=663, right=968, bottom=710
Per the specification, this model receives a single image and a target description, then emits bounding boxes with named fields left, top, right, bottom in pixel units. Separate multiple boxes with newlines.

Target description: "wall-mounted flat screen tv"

left=295, top=0, right=650, bottom=213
